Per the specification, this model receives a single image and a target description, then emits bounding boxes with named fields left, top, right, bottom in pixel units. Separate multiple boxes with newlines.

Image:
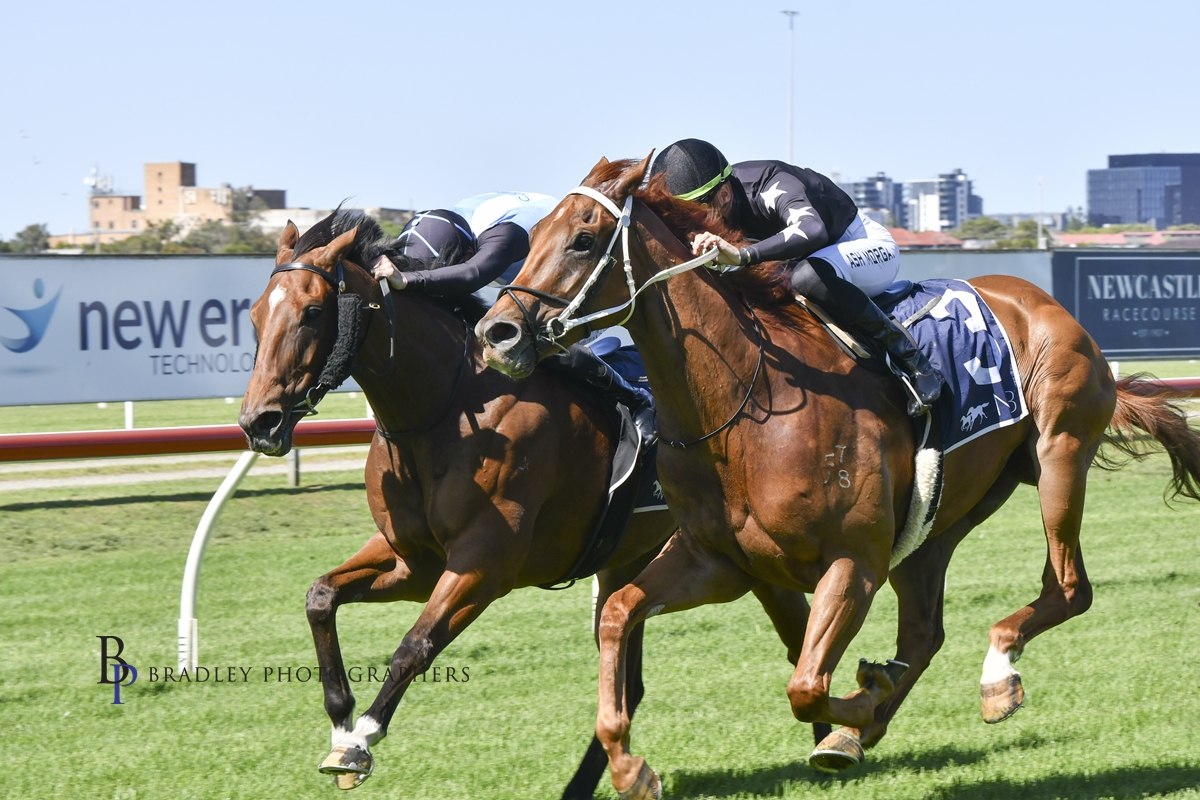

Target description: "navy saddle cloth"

left=876, top=279, right=1029, bottom=452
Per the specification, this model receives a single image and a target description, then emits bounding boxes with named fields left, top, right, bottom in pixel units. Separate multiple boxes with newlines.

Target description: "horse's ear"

left=276, top=220, right=299, bottom=265
left=582, top=156, right=611, bottom=185
left=609, top=151, right=654, bottom=201
left=312, top=226, right=358, bottom=270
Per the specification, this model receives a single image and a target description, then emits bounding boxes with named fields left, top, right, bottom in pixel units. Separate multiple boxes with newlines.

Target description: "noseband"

left=499, top=186, right=720, bottom=346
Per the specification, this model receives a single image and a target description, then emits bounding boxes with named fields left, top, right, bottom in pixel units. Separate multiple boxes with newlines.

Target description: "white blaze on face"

left=268, top=286, right=287, bottom=315
left=980, top=644, right=1020, bottom=685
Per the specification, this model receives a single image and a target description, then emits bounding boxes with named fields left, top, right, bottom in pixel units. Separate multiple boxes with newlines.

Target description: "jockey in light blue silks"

left=371, top=191, right=657, bottom=443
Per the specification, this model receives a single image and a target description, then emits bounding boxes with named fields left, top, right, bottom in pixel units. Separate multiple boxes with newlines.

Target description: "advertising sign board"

left=0, top=255, right=358, bottom=406
left=1051, top=250, right=1200, bottom=359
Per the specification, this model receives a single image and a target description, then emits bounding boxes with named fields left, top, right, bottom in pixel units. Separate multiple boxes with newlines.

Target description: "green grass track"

left=1, top=449, right=1198, bottom=798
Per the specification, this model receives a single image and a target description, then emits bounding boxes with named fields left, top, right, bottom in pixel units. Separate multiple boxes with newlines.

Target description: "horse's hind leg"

left=307, top=532, right=435, bottom=758
left=597, top=531, right=758, bottom=798
left=561, top=550, right=657, bottom=800
left=847, top=468, right=1023, bottom=749
left=983, top=433, right=1102, bottom=723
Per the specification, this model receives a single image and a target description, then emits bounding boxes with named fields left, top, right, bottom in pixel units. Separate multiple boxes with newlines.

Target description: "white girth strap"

left=550, top=186, right=719, bottom=339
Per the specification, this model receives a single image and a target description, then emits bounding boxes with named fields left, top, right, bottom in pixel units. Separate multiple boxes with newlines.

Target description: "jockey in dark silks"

left=650, top=139, right=943, bottom=416
left=371, top=193, right=657, bottom=442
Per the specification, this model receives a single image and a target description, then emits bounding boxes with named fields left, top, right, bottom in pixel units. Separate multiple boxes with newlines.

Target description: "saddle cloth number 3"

left=929, top=288, right=1002, bottom=386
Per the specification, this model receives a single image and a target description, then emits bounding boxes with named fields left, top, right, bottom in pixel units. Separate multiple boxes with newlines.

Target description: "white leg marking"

left=332, top=724, right=352, bottom=749
left=980, top=644, right=1019, bottom=685
left=268, top=286, right=287, bottom=314
left=341, top=714, right=384, bottom=750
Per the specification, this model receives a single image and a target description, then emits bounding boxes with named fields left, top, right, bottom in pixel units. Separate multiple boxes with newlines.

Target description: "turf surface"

left=1, top=438, right=1198, bottom=799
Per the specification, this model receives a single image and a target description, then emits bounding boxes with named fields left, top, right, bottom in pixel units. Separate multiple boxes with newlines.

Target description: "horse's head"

left=239, top=217, right=374, bottom=455
left=478, top=154, right=653, bottom=379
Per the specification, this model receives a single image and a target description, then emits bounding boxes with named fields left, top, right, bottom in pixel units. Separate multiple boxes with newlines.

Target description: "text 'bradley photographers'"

left=100, top=636, right=469, bottom=706
left=144, top=665, right=472, bottom=684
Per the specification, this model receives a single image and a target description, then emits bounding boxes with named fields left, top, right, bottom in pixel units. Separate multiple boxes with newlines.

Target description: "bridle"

left=499, top=186, right=766, bottom=449
left=267, top=259, right=469, bottom=438
left=500, top=187, right=723, bottom=347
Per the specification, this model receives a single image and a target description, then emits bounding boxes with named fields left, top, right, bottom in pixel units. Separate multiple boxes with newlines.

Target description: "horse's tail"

left=1096, top=374, right=1200, bottom=502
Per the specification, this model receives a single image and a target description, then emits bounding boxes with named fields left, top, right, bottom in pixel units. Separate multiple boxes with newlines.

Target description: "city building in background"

left=837, top=169, right=983, bottom=232
left=1087, top=153, right=1200, bottom=229
left=902, top=169, right=984, bottom=233
left=838, top=172, right=904, bottom=227
left=50, top=162, right=287, bottom=246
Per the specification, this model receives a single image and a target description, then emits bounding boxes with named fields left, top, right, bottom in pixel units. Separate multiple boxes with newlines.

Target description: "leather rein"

left=268, top=259, right=469, bottom=439
left=498, top=187, right=766, bottom=449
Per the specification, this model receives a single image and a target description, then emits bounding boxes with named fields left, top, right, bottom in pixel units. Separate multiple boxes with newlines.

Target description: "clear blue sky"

left=2, top=0, right=1196, bottom=239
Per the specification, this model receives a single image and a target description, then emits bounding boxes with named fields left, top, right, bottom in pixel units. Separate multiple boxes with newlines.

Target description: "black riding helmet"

left=649, top=139, right=732, bottom=203
left=395, top=209, right=476, bottom=268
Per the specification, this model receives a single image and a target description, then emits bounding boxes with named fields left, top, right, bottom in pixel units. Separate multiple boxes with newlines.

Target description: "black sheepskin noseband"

left=317, top=293, right=366, bottom=391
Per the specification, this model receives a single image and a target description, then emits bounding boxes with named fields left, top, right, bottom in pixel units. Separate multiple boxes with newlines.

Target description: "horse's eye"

left=571, top=233, right=594, bottom=252
left=303, top=305, right=323, bottom=322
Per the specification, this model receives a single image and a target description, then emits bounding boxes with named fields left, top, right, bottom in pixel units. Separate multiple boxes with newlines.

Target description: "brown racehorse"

left=238, top=210, right=824, bottom=795
left=478, top=155, right=1200, bottom=798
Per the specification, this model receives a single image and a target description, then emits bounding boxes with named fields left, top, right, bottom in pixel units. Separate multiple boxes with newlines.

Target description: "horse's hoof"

left=617, top=760, right=662, bottom=800
left=809, top=728, right=864, bottom=774
left=981, top=673, right=1024, bottom=723
left=319, top=743, right=373, bottom=790
left=332, top=772, right=367, bottom=790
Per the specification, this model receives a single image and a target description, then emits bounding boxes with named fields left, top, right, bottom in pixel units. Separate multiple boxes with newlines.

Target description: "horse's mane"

left=293, top=208, right=489, bottom=324
left=585, top=165, right=811, bottom=332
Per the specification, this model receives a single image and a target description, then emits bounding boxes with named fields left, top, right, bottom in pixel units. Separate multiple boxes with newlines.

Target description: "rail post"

left=178, top=450, right=260, bottom=672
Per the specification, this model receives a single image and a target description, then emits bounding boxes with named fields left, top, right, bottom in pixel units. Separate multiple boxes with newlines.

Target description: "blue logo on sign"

left=1, top=278, right=62, bottom=353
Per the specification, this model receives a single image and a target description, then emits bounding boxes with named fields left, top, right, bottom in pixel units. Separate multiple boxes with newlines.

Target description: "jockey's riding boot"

left=545, top=343, right=658, bottom=445
left=790, top=257, right=942, bottom=417
left=852, top=301, right=943, bottom=417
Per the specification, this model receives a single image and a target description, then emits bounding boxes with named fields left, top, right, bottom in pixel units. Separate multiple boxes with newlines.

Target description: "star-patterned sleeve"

left=742, top=175, right=831, bottom=266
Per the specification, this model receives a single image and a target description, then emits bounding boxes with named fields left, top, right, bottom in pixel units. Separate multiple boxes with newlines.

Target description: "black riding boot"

left=544, top=343, right=658, bottom=445
left=790, top=257, right=942, bottom=417
left=851, top=301, right=943, bottom=416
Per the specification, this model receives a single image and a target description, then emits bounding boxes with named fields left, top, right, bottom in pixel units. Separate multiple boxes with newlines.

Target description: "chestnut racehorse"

left=239, top=210, right=825, bottom=795
left=478, top=156, right=1200, bottom=798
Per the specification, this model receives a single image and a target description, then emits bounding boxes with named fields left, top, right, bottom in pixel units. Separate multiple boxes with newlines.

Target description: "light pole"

left=782, top=10, right=799, bottom=163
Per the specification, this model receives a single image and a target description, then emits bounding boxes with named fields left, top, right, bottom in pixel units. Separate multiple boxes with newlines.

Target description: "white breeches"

left=810, top=212, right=900, bottom=297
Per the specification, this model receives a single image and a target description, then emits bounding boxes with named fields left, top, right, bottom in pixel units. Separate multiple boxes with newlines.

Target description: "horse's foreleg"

left=597, top=532, right=756, bottom=799
left=751, top=583, right=832, bottom=746
left=319, top=549, right=508, bottom=788
left=983, top=438, right=1098, bottom=723
left=307, top=532, right=432, bottom=748
left=786, top=555, right=886, bottom=729
left=561, top=551, right=657, bottom=800
left=784, top=553, right=896, bottom=774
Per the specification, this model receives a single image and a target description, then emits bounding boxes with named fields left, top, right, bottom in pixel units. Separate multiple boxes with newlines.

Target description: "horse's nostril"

left=251, top=411, right=283, bottom=436
left=485, top=320, right=521, bottom=347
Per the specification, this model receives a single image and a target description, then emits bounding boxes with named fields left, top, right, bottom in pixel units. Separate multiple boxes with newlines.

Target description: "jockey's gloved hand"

left=690, top=232, right=744, bottom=269
left=372, top=255, right=409, bottom=290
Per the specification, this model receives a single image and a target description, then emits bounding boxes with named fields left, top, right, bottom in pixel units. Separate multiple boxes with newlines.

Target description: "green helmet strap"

left=675, top=164, right=733, bottom=202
